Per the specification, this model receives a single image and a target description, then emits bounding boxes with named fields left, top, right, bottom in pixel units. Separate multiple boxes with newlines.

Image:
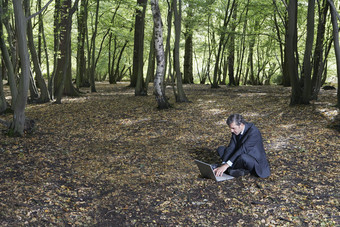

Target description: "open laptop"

left=195, top=159, right=234, bottom=182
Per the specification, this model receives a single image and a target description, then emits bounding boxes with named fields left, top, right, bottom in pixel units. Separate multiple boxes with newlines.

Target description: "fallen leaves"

left=0, top=83, right=339, bottom=226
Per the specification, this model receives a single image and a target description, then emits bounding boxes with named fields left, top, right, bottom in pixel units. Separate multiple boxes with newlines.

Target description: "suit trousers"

left=217, top=146, right=256, bottom=173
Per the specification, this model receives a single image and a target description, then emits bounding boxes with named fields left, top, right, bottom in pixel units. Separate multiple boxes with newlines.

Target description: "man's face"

left=229, top=122, right=244, bottom=135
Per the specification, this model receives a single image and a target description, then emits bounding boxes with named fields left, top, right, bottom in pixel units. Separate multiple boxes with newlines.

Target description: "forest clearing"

left=0, top=82, right=339, bottom=226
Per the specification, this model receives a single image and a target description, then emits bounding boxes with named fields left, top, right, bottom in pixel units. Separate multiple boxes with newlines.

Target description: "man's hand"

left=213, top=164, right=229, bottom=177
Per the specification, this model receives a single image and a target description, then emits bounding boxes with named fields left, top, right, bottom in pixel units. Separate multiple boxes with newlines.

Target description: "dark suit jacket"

left=221, top=122, right=270, bottom=178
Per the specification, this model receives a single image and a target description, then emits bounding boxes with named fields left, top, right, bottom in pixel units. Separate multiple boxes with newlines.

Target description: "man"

left=213, top=114, right=270, bottom=178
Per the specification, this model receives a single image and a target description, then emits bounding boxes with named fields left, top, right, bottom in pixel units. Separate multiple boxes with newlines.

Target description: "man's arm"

left=221, top=135, right=237, bottom=162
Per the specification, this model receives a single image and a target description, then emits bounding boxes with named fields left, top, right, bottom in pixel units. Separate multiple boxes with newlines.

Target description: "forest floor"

left=0, top=82, right=339, bottom=226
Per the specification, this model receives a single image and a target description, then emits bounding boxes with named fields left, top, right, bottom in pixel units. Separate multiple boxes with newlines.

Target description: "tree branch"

left=327, top=0, right=340, bottom=22
left=26, top=0, right=53, bottom=20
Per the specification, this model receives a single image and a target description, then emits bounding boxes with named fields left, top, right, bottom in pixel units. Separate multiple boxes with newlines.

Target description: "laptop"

left=195, top=159, right=234, bottom=182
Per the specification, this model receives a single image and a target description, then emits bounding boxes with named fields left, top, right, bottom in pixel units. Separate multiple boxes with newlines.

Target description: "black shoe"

left=228, top=169, right=249, bottom=177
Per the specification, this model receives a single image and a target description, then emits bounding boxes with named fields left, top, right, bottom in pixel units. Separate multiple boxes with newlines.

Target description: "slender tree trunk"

left=164, top=0, right=173, bottom=88
left=287, top=0, right=302, bottom=105
left=114, top=40, right=128, bottom=83
left=328, top=0, right=340, bottom=107
left=2, top=0, right=18, bottom=76
left=28, top=70, right=39, bottom=100
left=150, top=0, right=171, bottom=109
left=89, top=0, right=99, bottom=92
left=173, top=0, right=188, bottom=102
left=213, top=5, right=228, bottom=88
left=145, top=29, right=155, bottom=92
left=0, top=7, right=18, bottom=106
left=76, top=0, right=88, bottom=88
left=50, top=0, right=61, bottom=98
left=273, top=0, right=290, bottom=86
left=235, top=3, right=248, bottom=86
left=25, top=0, right=50, bottom=103
left=183, top=29, right=193, bottom=84
left=227, top=3, right=237, bottom=86
left=108, top=35, right=117, bottom=84
left=132, top=0, right=147, bottom=92
left=301, top=0, right=315, bottom=104
left=311, top=0, right=328, bottom=99
left=11, top=0, right=30, bottom=135
left=0, top=66, right=7, bottom=113
left=37, top=0, right=42, bottom=64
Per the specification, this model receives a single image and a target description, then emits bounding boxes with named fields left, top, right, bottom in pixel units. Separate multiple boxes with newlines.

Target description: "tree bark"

left=150, top=0, right=171, bottom=109
left=173, top=0, right=189, bottom=102
left=183, top=29, right=193, bottom=84
left=11, top=0, right=30, bottom=135
left=0, top=17, right=18, bottom=106
left=114, top=40, right=129, bottom=83
left=287, top=0, right=302, bottom=105
left=301, top=0, right=315, bottom=104
left=212, top=0, right=234, bottom=88
left=89, top=0, right=100, bottom=93
left=25, top=0, right=50, bottom=103
left=228, top=3, right=237, bottom=86
left=328, top=0, right=340, bottom=107
left=145, top=29, right=155, bottom=93
left=55, top=0, right=80, bottom=103
left=76, top=0, right=88, bottom=88
left=132, top=0, right=147, bottom=95
left=164, top=0, right=173, bottom=88
left=0, top=66, right=7, bottom=114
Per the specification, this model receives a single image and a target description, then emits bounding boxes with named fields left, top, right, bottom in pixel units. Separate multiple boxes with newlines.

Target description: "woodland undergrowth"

left=0, top=82, right=339, bottom=226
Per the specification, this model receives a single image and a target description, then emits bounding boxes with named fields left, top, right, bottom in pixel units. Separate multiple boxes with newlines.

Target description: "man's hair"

left=226, top=114, right=245, bottom=126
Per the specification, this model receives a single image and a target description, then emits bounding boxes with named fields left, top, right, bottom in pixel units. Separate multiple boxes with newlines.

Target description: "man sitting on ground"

left=213, top=114, right=271, bottom=178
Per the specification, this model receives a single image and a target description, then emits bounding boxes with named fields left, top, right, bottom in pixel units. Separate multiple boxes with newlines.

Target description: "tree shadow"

left=187, top=146, right=221, bottom=164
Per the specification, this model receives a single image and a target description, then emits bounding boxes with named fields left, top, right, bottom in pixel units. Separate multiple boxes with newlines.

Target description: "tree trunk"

left=311, top=0, right=328, bottom=99
left=212, top=1, right=232, bottom=88
left=0, top=8, right=18, bottom=107
left=0, top=66, right=7, bottom=114
left=54, top=0, right=79, bottom=101
left=55, top=0, right=80, bottom=103
left=76, top=0, right=88, bottom=88
left=235, top=2, right=248, bottom=86
left=183, top=29, right=193, bottom=84
left=89, top=0, right=100, bottom=93
left=28, top=70, right=39, bottom=100
left=227, top=3, right=237, bottom=86
left=108, top=35, right=117, bottom=84
left=150, top=0, right=171, bottom=109
left=164, top=0, right=173, bottom=88
left=2, top=0, right=18, bottom=76
left=11, top=0, right=31, bottom=135
left=132, top=0, right=147, bottom=93
left=25, top=0, right=50, bottom=103
left=50, top=0, right=61, bottom=98
left=114, top=40, right=129, bottom=83
left=222, top=56, right=228, bottom=84
left=287, top=0, right=302, bottom=105
left=37, top=0, right=42, bottom=64
left=301, top=0, right=315, bottom=104
left=145, top=29, right=155, bottom=93
left=328, top=0, right=340, bottom=107
left=173, top=0, right=189, bottom=102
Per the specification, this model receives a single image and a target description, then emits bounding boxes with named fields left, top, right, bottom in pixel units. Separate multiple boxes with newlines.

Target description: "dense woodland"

left=0, top=0, right=339, bottom=134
